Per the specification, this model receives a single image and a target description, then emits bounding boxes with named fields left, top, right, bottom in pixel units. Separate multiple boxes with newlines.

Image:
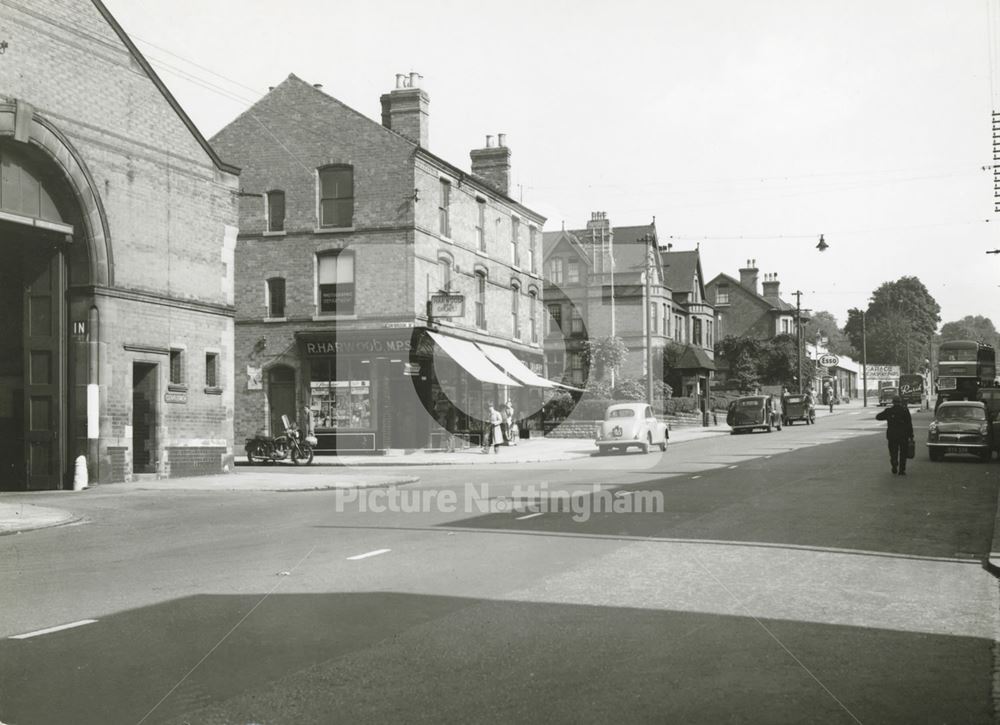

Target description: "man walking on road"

left=876, top=396, right=914, bottom=475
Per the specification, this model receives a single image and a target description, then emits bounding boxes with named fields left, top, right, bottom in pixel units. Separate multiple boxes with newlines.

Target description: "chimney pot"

left=498, top=133, right=507, bottom=147
left=486, top=134, right=494, bottom=148
left=381, top=74, right=430, bottom=147
left=409, top=72, right=421, bottom=87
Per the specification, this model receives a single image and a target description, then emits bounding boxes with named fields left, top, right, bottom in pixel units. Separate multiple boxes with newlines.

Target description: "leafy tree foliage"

left=939, top=315, right=999, bottom=348
left=581, top=336, right=629, bottom=382
left=802, top=310, right=857, bottom=357
left=844, top=276, right=940, bottom=373
left=716, top=334, right=800, bottom=389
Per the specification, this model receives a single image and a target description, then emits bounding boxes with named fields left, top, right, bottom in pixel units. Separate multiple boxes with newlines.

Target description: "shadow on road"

left=0, top=591, right=992, bottom=724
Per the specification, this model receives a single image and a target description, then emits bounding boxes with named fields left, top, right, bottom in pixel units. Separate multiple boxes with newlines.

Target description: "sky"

left=103, top=0, right=1000, bottom=328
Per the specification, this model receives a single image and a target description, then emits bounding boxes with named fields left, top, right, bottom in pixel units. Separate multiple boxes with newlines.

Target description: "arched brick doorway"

left=0, top=101, right=112, bottom=489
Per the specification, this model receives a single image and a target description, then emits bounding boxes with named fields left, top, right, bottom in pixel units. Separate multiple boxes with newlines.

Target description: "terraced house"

left=212, top=74, right=550, bottom=453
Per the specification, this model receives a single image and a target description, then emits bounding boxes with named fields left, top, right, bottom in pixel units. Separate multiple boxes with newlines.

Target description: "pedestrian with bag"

left=875, top=395, right=914, bottom=475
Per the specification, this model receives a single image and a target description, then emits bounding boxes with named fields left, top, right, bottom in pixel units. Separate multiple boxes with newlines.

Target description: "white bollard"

left=73, top=455, right=88, bottom=491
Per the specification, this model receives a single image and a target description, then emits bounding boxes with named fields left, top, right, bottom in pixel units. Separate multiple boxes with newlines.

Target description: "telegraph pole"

left=793, top=290, right=803, bottom=394
left=644, top=238, right=654, bottom=406
left=862, top=309, right=868, bottom=407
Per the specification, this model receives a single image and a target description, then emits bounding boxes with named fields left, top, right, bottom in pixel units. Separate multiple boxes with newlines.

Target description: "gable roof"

left=214, top=73, right=544, bottom=223
left=707, top=272, right=802, bottom=314
left=542, top=230, right=591, bottom=265
left=659, top=249, right=701, bottom=294
left=91, top=0, right=239, bottom=175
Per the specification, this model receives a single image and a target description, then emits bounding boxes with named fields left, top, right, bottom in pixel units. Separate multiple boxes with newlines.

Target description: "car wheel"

left=246, top=449, right=258, bottom=465
left=765, top=424, right=772, bottom=433
left=980, top=448, right=992, bottom=463
left=659, top=437, right=667, bottom=452
left=642, top=433, right=651, bottom=453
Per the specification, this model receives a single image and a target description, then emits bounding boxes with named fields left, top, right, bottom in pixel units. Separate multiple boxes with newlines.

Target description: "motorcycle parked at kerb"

left=245, top=414, right=316, bottom=465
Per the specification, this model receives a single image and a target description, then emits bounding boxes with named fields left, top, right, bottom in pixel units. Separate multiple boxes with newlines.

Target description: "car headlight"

left=928, top=421, right=938, bottom=434
left=980, top=423, right=988, bottom=436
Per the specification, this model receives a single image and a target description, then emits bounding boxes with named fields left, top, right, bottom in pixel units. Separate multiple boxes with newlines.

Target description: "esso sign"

left=818, top=354, right=840, bottom=367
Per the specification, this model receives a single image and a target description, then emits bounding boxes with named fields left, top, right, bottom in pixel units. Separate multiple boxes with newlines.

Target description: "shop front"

left=297, top=327, right=547, bottom=453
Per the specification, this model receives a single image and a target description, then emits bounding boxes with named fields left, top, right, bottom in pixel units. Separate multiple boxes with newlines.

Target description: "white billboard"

left=864, top=364, right=900, bottom=380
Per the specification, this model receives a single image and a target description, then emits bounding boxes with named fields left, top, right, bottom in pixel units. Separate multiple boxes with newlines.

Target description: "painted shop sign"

left=304, top=337, right=412, bottom=356
left=430, top=293, right=465, bottom=318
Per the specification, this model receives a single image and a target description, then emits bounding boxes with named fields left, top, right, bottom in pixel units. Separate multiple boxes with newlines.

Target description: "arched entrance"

left=0, top=101, right=112, bottom=490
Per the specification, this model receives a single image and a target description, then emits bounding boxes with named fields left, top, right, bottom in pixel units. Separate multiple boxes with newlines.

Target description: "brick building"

left=705, top=259, right=808, bottom=384
left=212, top=74, right=549, bottom=453
left=706, top=260, right=806, bottom=341
left=659, top=246, right=716, bottom=399
left=0, top=0, right=239, bottom=489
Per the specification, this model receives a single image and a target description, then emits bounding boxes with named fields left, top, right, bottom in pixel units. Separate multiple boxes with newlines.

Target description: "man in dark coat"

left=876, top=396, right=914, bottom=475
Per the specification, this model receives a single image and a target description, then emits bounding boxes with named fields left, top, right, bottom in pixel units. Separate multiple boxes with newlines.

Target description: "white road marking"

left=346, top=549, right=391, bottom=561
left=516, top=512, right=544, bottom=520
left=728, top=465, right=739, bottom=469
left=691, top=475, right=702, bottom=479
left=10, top=619, right=98, bottom=640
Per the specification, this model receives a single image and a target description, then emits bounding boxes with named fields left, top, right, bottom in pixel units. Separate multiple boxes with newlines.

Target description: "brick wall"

left=1, top=0, right=238, bottom=485
left=165, top=446, right=227, bottom=478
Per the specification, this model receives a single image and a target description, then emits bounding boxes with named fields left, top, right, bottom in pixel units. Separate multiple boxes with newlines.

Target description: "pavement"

left=0, top=397, right=927, bottom=538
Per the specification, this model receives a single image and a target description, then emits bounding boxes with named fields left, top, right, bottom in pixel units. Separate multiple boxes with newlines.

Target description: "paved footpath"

left=0, top=399, right=881, bottom=536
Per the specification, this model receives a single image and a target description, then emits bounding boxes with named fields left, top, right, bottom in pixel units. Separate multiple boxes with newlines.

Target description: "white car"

left=595, top=403, right=669, bottom=454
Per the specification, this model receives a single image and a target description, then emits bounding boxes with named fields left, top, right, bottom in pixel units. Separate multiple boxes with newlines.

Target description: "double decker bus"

left=935, top=340, right=996, bottom=403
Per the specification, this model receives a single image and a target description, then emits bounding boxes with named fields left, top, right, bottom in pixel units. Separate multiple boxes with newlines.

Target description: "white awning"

left=477, top=343, right=555, bottom=388
left=427, top=331, right=521, bottom=386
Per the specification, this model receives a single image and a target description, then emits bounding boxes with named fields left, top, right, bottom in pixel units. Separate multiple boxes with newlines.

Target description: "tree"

left=939, top=315, right=1000, bottom=348
left=844, top=277, right=940, bottom=374
left=760, top=333, right=799, bottom=385
left=802, top=310, right=856, bottom=358
left=581, top=336, right=628, bottom=382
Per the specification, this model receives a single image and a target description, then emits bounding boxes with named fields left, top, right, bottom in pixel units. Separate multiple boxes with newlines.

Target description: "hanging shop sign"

left=430, top=293, right=465, bottom=318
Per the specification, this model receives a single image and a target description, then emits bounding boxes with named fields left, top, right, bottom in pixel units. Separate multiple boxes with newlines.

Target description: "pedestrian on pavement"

left=504, top=400, right=518, bottom=446
left=875, top=395, right=914, bottom=475
left=486, top=402, right=504, bottom=454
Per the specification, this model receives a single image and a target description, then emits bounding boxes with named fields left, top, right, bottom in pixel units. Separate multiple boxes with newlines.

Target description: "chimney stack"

left=761, top=272, right=780, bottom=301
left=380, top=72, right=429, bottom=147
left=738, top=258, right=759, bottom=293
left=470, top=132, right=512, bottom=195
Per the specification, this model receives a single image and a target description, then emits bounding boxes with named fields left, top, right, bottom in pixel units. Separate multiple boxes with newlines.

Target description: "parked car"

left=595, top=403, right=669, bottom=454
left=927, top=400, right=993, bottom=462
left=782, top=394, right=814, bottom=425
left=878, top=386, right=898, bottom=407
left=727, top=395, right=782, bottom=434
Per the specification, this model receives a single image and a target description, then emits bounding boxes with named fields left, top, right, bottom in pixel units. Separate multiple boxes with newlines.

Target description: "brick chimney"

left=761, top=272, right=780, bottom=301
left=738, top=259, right=759, bottom=293
left=380, top=72, right=429, bottom=147
left=470, top=133, right=511, bottom=196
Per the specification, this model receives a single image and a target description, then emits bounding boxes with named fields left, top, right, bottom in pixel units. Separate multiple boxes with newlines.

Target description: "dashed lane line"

left=346, top=549, right=391, bottom=561
left=516, top=512, right=545, bottom=520
left=9, top=619, right=98, bottom=640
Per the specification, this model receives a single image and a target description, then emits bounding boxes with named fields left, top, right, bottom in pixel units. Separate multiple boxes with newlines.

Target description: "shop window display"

left=309, top=359, right=372, bottom=430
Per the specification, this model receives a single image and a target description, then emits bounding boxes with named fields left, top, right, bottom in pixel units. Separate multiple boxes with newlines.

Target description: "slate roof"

left=676, top=344, right=716, bottom=371
left=659, top=250, right=702, bottom=295
left=708, top=272, right=803, bottom=315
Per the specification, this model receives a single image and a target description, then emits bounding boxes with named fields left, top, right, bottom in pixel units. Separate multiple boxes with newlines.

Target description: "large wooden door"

left=23, top=248, right=64, bottom=490
left=267, top=366, right=296, bottom=435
